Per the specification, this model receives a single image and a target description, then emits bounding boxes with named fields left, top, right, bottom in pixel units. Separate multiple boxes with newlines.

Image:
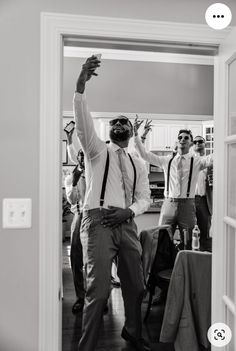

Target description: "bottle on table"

left=183, top=229, right=188, bottom=250
left=192, top=225, right=200, bottom=251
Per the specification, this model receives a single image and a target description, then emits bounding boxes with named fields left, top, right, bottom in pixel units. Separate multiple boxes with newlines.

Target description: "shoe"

left=72, top=298, right=84, bottom=314
left=121, top=327, right=151, bottom=351
left=111, top=275, right=121, bottom=288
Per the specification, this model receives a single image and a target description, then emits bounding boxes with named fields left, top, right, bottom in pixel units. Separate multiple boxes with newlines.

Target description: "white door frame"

left=212, top=29, right=236, bottom=350
left=39, top=12, right=231, bottom=351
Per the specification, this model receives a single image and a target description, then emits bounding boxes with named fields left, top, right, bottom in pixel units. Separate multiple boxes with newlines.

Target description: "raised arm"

left=129, top=160, right=151, bottom=216
left=140, top=118, right=153, bottom=144
left=74, top=56, right=105, bottom=159
left=134, top=135, right=165, bottom=168
left=65, top=127, right=78, bottom=164
left=64, top=166, right=83, bottom=206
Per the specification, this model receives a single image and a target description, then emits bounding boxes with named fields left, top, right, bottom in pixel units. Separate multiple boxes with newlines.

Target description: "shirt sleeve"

left=199, top=153, right=214, bottom=170
left=67, top=143, right=78, bottom=165
left=73, top=93, right=106, bottom=159
left=134, top=135, right=165, bottom=168
left=129, top=158, right=152, bottom=216
left=64, top=174, right=79, bottom=205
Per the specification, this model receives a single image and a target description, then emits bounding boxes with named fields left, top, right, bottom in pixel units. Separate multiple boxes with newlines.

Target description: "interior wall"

left=63, top=57, right=213, bottom=115
left=0, top=1, right=236, bottom=351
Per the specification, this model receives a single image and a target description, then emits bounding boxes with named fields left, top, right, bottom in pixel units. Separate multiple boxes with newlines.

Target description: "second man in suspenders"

left=73, top=56, right=151, bottom=351
left=134, top=124, right=213, bottom=247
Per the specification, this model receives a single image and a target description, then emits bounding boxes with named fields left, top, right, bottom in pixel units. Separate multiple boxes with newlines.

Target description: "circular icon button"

left=208, top=322, right=232, bottom=347
left=205, top=3, right=232, bottom=30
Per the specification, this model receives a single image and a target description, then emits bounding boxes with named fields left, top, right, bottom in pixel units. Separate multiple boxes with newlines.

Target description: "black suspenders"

left=166, top=155, right=194, bottom=198
left=99, top=149, right=136, bottom=208
left=186, top=157, right=194, bottom=198
left=128, top=153, right=137, bottom=204
left=100, top=150, right=110, bottom=207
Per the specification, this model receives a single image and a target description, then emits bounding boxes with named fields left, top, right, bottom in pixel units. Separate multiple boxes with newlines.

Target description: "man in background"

left=134, top=124, right=213, bottom=248
left=65, top=129, right=121, bottom=288
left=193, top=136, right=213, bottom=250
left=64, top=149, right=86, bottom=313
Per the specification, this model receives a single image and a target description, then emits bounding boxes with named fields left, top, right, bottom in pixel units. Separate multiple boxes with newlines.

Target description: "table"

left=160, top=250, right=212, bottom=351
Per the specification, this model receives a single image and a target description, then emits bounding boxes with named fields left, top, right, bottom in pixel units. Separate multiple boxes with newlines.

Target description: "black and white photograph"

left=1, top=1, right=236, bottom=351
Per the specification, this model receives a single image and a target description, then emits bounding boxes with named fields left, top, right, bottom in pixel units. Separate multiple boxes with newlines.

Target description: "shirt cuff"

left=74, top=92, right=85, bottom=100
left=129, top=205, right=137, bottom=217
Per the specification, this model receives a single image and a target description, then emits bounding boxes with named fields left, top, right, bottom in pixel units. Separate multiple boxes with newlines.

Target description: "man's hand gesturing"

left=76, top=55, right=101, bottom=94
left=101, top=206, right=133, bottom=229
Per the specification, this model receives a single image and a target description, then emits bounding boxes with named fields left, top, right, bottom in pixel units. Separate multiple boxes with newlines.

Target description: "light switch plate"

left=2, top=198, right=32, bottom=228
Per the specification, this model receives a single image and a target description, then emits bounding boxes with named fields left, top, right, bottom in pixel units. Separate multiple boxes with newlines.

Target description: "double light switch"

left=2, top=198, right=32, bottom=228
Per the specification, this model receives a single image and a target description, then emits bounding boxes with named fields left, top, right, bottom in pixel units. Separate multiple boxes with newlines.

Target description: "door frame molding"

left=39, top=12, right=231, bottom=351
left=212, top=35, right=236, bottom=349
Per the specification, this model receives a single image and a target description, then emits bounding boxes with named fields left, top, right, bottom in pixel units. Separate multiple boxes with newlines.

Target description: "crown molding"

left=63, top=110, right=212, bottom=121
left=44, top=12, right=232, bottom=45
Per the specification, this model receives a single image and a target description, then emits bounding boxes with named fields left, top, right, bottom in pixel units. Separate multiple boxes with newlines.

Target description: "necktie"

left=175, top=156, right=184, bottom=197
left=116, top=148, right=133, bottom=207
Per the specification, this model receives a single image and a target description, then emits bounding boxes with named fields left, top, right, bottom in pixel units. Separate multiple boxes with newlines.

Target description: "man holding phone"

left=73, top=55, right=151, bottom=351
left=64, top=149, right=86, bottom=313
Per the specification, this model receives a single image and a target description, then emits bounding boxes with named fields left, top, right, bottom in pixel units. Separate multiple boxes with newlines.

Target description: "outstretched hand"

left=76, top=55, right=101, bottom=94
left=143, top=119, right=153, bottom=133
left=133, top=115, right=144, bottom=136
left=141, top=119, right=153, bottom=140
left=65, top=127, right=74, bottom=144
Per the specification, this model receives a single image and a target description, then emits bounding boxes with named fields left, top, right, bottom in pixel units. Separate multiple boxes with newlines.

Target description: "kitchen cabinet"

left=188, top=123, right=203, bottom=140
left=147, top=121, right=202, bottom=151
left=147, top=123, right=169, bottom=150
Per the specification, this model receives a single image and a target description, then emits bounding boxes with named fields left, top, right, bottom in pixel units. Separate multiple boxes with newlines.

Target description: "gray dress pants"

left=70, top=212, right=85, bottom=300
left=78, top=208, right=145, bottom=351
left=195, top=195, right=212, bottom=247
left=159, top=198, right=197, bottom=247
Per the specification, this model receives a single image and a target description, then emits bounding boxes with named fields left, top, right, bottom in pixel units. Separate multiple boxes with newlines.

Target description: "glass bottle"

left=192, top=225, right=200, bottom=251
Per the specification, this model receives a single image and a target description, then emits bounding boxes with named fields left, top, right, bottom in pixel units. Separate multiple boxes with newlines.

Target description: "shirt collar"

left=176, top=152, right=191, bottom=160
left=109, top=142, right=129, bottom=155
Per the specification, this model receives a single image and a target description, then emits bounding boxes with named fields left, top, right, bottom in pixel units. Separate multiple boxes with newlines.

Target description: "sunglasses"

left=178, top=135, right=190, bottom=141
left=193, top=139, right=204, bottom=144
left=109, top=118, right=129, bottom=126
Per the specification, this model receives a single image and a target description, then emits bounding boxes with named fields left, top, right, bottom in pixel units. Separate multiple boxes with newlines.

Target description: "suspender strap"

left=166, top=154, right=176, bottom=198
left=186, top=156, right=194, bottom=198
left=99, top=150, right=110, bottom=207
left=128, top=153, right=136, bottom=204
left=99, top=150, right=137, bottom=208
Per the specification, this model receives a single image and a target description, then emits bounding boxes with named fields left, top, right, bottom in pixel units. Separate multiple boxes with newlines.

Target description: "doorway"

left=39, top=12, right=230, bottom=351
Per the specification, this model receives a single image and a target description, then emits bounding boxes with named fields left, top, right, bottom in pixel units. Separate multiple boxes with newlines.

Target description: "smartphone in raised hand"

left=64, top=121, right=75, bottom=133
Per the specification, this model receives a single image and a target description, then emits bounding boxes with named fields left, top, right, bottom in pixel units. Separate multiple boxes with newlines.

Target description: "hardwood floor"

left=62, top=241, right=174, bottom=351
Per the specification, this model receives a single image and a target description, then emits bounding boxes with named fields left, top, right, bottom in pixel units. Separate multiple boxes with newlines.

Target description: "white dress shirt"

left=73, top=93, right=151, bottom=215
left=195, top=169, right=207, bottom=196
left=67, top=143, right=78, bottom=165
left=134, top=136, right=213, bottom=199
left=64, top=172, right=86, bottom=214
